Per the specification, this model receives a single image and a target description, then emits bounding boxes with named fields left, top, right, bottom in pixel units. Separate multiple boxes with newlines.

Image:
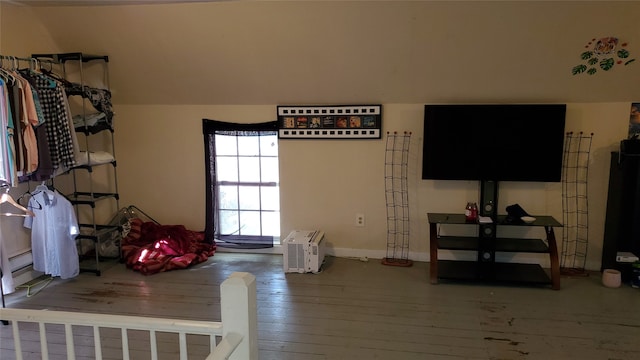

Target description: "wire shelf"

left=383, top=131, right=412, bottom=267
left=561, top=131, right=593, bottom=275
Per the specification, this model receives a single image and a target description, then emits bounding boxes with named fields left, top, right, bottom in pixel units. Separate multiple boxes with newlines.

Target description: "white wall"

left=109, top=102, right=630, bottom=271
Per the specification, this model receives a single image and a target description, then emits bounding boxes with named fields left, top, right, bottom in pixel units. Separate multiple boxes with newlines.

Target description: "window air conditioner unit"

left=283, top=230, right=325, bottom=273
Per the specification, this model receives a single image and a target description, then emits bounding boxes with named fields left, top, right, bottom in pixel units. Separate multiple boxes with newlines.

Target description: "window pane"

left=239, top=157, right=260, bottom=182
left=213, top=130, right=280, bottom=242
left=262, top=211, right=280, bottom=236
left=261, top=186, right=280, bottom=211
left=260, top=135, right=278, bottom=156
left=238, top=136, right=260, bottom=156
left=216, top=157, right=238, bottom=182
left=261, top=157, right=279, bottom=183
left=218, top=185, right=238, bottom=210
left=238, top=186, right=260, bottom=210
left=215, top=135, right=237, bottom=156
left=219, top=210, right=239, bottom=235
left=239, top=211, right=260, bottom=235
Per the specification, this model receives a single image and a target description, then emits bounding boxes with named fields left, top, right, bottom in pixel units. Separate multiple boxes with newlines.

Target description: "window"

left=203, top=120, right=279, bottom=248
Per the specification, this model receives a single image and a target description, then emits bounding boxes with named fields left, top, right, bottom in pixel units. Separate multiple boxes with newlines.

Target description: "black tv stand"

left=427, top=180, right=562, bottom=289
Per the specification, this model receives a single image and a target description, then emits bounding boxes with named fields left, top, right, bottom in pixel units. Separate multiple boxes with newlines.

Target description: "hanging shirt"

left=15, top=73, right=39, bottom=175
left=1, top=78, right=17, bottom=187
left=24, top=187, right=79, bottom=279
left=24, top=73, right=76, bottom=170
left=0, top=80, right=11, bottom=184
left=0, top=230, right=15, bottom=295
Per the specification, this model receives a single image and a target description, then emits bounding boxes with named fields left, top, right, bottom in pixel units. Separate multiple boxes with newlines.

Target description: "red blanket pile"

left=121, top=218, right=216, bottom=275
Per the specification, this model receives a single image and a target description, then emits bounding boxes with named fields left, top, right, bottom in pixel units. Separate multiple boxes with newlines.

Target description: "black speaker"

left=478, top=223, right=496, bottom=263
left=602, top=152, right=640, bottom=275
left=480, top=180, right=498, bottom=218
left=479, top=250, right=494, bottom=262
left=480, top=224, right=495, bottom=237
left=478, top=235, right=495, bottom=263
left=478, top=180, right=498, bottom=264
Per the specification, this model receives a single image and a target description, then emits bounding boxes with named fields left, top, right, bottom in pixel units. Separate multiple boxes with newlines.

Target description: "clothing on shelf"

left=23, top=184, right=79, bottom=279
left=64, top=82, right=113, bottom=126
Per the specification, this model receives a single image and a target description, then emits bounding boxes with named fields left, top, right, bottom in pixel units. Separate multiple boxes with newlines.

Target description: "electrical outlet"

left=355, top=213, right=365, bottom=227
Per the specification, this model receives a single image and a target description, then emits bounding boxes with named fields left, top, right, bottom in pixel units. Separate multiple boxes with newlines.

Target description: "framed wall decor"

left=277, top=104, right=382, bottom=139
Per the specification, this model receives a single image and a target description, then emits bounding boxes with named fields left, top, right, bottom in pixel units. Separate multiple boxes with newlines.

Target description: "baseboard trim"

left=217, top=245, right=556, bottom=267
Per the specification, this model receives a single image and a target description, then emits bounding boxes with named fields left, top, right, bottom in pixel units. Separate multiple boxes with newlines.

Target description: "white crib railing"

left=0, top=272, right=258, bottom=360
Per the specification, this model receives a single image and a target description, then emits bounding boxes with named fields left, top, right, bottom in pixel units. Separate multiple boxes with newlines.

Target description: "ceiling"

left=3, top=1, right=639, bottom=106
left=5, top=0, right=226, bottom=6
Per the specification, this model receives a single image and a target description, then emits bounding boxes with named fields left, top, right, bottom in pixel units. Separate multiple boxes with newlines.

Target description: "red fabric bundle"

left=121, top=218, right=215, bottom=275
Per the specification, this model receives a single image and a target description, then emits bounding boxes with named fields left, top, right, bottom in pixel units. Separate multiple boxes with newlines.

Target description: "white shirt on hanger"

left=24, top=187, right=79, bottom=279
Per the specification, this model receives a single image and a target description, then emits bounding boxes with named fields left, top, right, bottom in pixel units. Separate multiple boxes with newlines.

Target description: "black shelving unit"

left=32, top=53, right=120, bottom=276
left=602, top=150, right=640, bottom=280
left=428, top=213, right=562, bottom=289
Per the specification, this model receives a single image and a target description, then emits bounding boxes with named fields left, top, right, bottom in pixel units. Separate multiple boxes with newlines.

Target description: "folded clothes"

left=76, top=151, right=114, bottom=166
left=73, top=112, right=107, bottom=128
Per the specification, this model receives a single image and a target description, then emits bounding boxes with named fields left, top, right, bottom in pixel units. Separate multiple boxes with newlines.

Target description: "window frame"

left=202, top=119, right=279, bottom=249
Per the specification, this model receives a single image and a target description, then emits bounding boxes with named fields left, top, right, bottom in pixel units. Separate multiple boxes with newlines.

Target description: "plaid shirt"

left=29, top=74, right=76, bottom=170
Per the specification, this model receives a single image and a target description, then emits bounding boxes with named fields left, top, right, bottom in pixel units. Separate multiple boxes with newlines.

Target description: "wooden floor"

left=2, top=252, right=640, bottom=360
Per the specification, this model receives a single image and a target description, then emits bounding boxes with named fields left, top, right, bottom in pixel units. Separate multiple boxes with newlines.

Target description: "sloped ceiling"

left=5, top=0, right=221, bottom=5
left=5, top=1, right=640, bottom=105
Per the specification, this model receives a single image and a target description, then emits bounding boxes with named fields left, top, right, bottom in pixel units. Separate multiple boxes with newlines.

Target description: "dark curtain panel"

left=202, top=119, right=278, bottom=248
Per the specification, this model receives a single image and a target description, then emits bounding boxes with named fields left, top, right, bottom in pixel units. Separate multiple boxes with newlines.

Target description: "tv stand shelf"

left=428, top=213, right=562, bottom=290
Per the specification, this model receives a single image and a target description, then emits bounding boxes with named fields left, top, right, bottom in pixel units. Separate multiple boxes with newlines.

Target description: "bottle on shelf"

left=465, top=202, right=478, bottom=223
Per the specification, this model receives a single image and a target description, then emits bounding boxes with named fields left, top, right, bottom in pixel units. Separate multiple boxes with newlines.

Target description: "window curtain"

left=202, top=119, right=278, bottom=248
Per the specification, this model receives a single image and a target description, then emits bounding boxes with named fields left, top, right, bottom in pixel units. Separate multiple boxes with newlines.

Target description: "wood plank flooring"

left=2, top=253, right=639, bottom=359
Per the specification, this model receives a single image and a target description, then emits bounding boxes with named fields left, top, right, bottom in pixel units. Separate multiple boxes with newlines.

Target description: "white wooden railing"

left=0, top=272, right=258, bottom=360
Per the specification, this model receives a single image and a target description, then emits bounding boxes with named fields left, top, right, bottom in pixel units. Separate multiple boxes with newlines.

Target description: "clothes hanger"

left=39, top=60, right=64, bottom=80
left=16, top=181, right=43, bottom=211
left=0, top=68, right=16, bottom=85
left=0, top=189, right=36, bottom=217
left=30, top=58, right=40, bottom=73
left=32, top=181, right=50, bottom=194
left=0, top=56, right=18, bottom=85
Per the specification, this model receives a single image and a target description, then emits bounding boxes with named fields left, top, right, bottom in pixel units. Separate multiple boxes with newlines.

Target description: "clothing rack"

left=0, top=54, right=56, bottom=69
left=0, top=55, right=32, bottom=62
left=0, top=54, right=57, bottom=62
left=0, top=53, right=80, bottom=308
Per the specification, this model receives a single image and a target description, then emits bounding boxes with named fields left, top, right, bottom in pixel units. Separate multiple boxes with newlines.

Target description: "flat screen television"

left=422, top=104, right=567, bottom=182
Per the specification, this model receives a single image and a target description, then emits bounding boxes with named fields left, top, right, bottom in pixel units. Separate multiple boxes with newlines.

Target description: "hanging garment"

left=4, top=81, right=17, bottom=186
left=17, top=70, right=54, bottom=182
left=0, top=231, right=15, bottom=295
left=9, top=79, right=25, bottom=178
left=15, top=73, right=39, bottom=175
left=59, top=87, right=81, bottom=171
left=23, top=186, right=79, bottom=279
left=0, top=81, right=12, bottom=184
left=22, top=73, right=76, bottom=171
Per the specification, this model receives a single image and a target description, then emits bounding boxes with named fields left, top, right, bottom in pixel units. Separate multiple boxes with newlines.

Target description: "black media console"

left=427, top=180, right=562, bottom=290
